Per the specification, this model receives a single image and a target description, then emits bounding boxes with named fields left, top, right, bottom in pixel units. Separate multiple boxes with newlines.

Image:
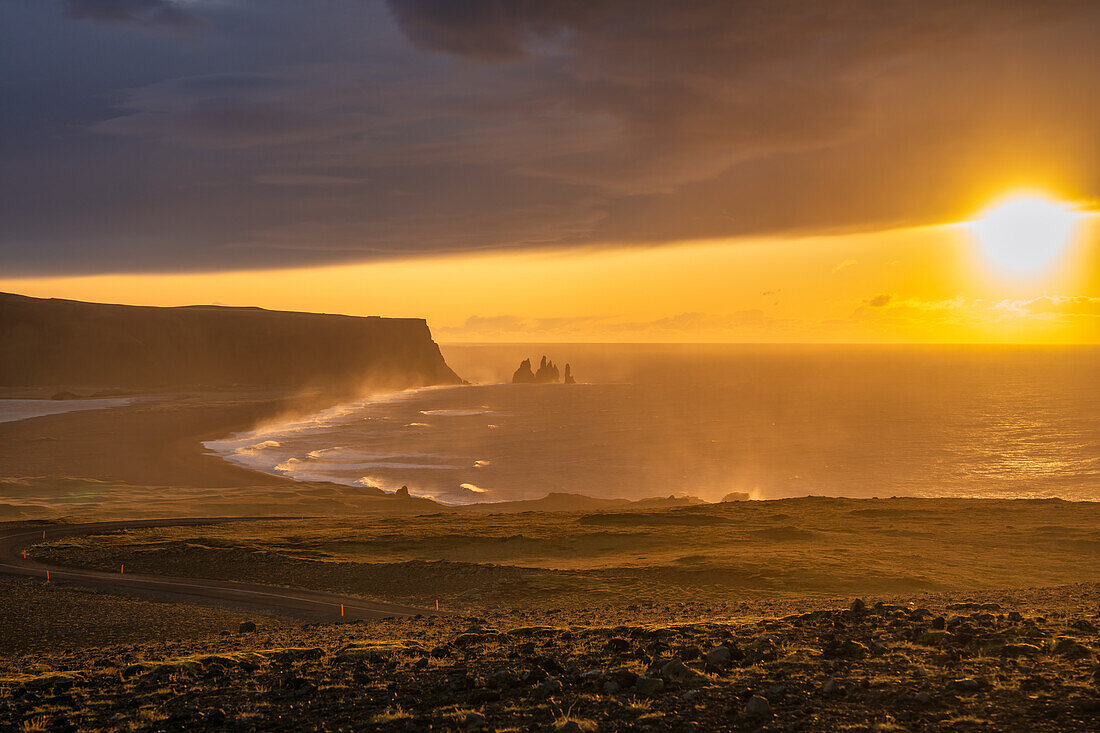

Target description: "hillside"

left=0, top=293, right=460, bottom=392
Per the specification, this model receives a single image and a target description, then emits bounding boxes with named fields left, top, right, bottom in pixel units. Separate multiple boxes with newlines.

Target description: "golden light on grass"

left=968, top=192, right=1083, bottom=276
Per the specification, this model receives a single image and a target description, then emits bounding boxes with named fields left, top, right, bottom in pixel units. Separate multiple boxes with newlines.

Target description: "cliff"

left=0, top=292, right=461, bottom=391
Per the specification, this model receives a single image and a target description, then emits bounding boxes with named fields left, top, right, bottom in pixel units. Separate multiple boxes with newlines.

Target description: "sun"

left=968, top=193, right=1081, bottom=276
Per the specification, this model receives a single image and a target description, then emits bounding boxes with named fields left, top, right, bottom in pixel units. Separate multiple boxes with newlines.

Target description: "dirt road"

left=0, top=518, right=432, bottom=621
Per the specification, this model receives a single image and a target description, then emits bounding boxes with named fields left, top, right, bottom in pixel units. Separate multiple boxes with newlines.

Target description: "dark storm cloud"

left=1, top=0, right=1099, bottom=274
left=64, top=0, right=200, bottom=27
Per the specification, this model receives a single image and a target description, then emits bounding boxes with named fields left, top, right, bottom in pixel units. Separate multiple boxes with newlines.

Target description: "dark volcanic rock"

left=705, top=645, right=731, bottom=666
left=512, top=358, right=536, bottom=383
left=534, top=356, right=560, bottom=383
left=8, top=586, right=1100, bottom=732
left=635, top=676, right=664, bottom=696
left=745, top=695, right=772, bottom=717
left=512, top=356, right=574, bottom=384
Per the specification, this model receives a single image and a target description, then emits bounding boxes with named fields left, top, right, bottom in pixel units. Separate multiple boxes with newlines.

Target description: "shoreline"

left=0, top=388, right=437, bottom=520
left=3, top=386, right=1098, bottom=520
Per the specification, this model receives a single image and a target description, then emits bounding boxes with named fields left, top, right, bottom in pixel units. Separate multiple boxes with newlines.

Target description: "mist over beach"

left=208, top=345, right=1100, bottom=505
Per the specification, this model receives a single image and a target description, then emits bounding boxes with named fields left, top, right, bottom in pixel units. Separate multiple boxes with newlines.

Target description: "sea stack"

left=534, top=356, right=560, bottom=383
left=512, top=358, right=536, bottom=383
left=512, top=356, right=575, bottom=384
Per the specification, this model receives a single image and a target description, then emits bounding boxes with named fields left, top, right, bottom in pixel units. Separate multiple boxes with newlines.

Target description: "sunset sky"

left=1, top=1, right=1098, bottom=342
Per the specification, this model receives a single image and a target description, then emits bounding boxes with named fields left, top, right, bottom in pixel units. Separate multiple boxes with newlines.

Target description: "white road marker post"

left=340, top=604, right=344, bottom=617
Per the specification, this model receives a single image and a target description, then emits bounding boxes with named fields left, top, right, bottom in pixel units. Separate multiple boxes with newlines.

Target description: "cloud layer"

left=1, top=0, right=1098, bottom=274
left=63, top=0, right=200, bottom=28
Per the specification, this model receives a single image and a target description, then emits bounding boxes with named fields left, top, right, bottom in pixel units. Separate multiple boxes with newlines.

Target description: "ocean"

left=205, top=344, right=1100, bottom=504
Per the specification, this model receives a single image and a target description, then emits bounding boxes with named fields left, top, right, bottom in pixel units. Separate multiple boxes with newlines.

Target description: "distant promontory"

left=0, top=292, right=461, bottom=392
left=512, top=356, right=576, bottom=384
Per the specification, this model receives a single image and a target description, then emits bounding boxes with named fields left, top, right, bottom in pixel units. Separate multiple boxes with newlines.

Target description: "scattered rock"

left=823, top=638, right=869, bottom=659
left=606, top=638, right=631, bottom=653
left=705, top=645, right=731, bottom=666
left=660, top=658, right=701, bottom=684
left=469, top=688, right=500, bottom=704
left=539, top=676, right=563, bottom=697
left=950, top=678, right=982, bottom=694
left=745, top=695, right=772, bottom=717
left=1053, top=638, right=1094, bottom=660
left=678, top=645, right=701, bottom=661
left=237, top=621, right=256, bottom=634
left=999, top=643, right=1042, bottom=658
left=635, top=676, right=664, bottom=696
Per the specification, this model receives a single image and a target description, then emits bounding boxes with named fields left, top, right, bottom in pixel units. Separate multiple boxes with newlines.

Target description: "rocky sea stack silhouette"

left=512, top=356, right=576, bottom=384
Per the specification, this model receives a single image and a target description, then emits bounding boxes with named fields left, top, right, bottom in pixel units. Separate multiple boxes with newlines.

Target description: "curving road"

left=0, top=518, right=434, bottom=621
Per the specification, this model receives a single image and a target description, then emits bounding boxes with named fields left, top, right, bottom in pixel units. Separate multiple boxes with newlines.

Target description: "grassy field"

left=31, top=498, right=1100, bottom=610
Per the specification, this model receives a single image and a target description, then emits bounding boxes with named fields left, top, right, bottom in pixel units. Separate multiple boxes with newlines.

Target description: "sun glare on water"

left=968, top=193, right=1082, bottom=276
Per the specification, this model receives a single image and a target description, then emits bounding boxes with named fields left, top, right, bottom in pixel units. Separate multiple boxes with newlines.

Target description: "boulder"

left=539, top=676, right=563, bottom=696
left=745, top=695, right=772, bottom=717
left=660, top=658, right=701, bottom=684
left=635, top=676, right=664, bottom=696
left=705, top=645, right=731, bottom=667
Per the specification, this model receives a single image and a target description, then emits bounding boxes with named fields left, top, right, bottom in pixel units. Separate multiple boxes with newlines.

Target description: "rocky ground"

left=2, top=585, right=1098, bottom=731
